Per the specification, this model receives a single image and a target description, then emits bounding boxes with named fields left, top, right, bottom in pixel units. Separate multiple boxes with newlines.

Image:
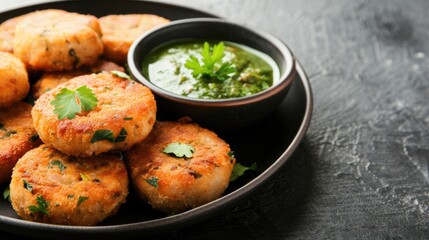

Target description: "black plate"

left=0, top=1, right=313, bottom=239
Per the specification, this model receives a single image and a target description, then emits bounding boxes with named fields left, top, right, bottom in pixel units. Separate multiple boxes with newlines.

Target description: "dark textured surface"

left=3, top=0, right=429, bottom=239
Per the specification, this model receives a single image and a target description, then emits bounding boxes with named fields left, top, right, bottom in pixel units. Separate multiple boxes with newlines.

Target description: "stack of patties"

left=5, top=9, right=160, bottom=226
left=0, top=52, right=41, bottom=185
left=3, top=8, right=237, bottom=226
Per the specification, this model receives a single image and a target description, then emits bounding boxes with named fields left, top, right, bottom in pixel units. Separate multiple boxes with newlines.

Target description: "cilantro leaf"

left=163, top=142, right=195, bottom=158
left=91, top=130, right=115, bottom=143
left=184, top=56, right=204, bottom=77
left=51, top=88, right=81, bottom=120
left=144, top=177, right=159, bottom=189
left=90, top=128, right=127, bottom=143
left=28, top=195, right=49, bottom=215
left=50, top=86, right=97, bottom=120
left=230, top=162, right=257, bottom=182
left=114, top=127, right=128, bottom=143
left=3, top=187, right=10, bottom=202
left=215, top=62, right=236, bottom=81
left=185, top=41, right=236, bottom=81
left=75, top=86, right=98, bottom=111
left=209, top=41, right=225, bottom=66
left=77, top=196, right=89, bottom=206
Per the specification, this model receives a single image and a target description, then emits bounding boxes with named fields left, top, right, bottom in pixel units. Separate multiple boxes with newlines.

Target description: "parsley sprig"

left=50, top=86, right=98, bottom=120
left=185, top=42, right=236, bottom=81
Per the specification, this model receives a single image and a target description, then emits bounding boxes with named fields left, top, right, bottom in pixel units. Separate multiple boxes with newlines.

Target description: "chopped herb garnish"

left=91, top=129, right=114, bottom=143
left=77, top=196, right=89, bottom=206
left=28, top=195, right=49, bottom=215
left=185, top=41, right=236, bottom=81
left=67, top=194, right=74, bottom=199
left=163, top=142, right=195, bottom=158
left=49, top=160, right=66, bottom=173
left=50, top=86, right=98, bottom=120
left=228, top=151, right=235, bottom=163
left=3, top=187, right=10, bottom=202
left=123, top=117, right=133, bottom=120
left=111, top=70, right=131, bottom=80
left=23, top=179, right=33, bottom=193
left=29, top=133, right=39, bottom=142
left=230, top=162, right=257, bottom=182
left=80, top=173, right=90, bottom=181
left=91, top=128, right=127, bottom=143
left=145, top=177, right=159, bottom=189
left=114, top=127, right=128, bottom=142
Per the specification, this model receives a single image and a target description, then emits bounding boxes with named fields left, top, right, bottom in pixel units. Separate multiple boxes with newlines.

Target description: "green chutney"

left=142, top=40, right=279, bottom=99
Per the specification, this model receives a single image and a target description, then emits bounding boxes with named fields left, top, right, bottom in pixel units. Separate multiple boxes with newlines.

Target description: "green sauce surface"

left=142, top=40, right=279, bottom=99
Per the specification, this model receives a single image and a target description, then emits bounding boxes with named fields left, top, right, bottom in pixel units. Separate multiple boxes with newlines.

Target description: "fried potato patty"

left=13, top=9, right=103, bottom=72
left=0, top=13, right=30, bottom=53
left=32, top=59, right=124, bottom=99
left=126, top=121, right=235, bottom=213
left=99, top=14, right=170, bottom=63
left=10, top=144, right=128, bottom=226
left=0, top=102, right=41, bottom=184
left=0, top=52, right=29, bottom=108
left=32, top=72, right=156, bottom=157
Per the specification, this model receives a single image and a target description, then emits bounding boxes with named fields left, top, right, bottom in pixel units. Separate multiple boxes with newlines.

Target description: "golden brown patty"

left=10, top=144, right=128, bottom=226
left=99, top=14, right=170, bottom=64
left=32, top=59, right=124, bottom=99
left=0, top=52, right=29, bottom=108
left=126, top=121, right=235, bottom=213
left=0, top=13, right=30, bottom=53
left=32, top=72, right=157, bottom=157
left=0, top=102, right=41, bottom=184
left=13, top=9, right=103, bottom=72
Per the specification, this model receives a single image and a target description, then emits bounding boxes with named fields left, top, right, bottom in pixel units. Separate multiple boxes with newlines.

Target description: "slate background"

left=2, top=0, right=429, bottom=239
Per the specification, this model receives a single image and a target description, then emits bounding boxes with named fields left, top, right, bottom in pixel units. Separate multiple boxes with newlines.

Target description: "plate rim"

left=0, top=0, right=217, bottom=19
left=0, top=0, right=313, bottom=237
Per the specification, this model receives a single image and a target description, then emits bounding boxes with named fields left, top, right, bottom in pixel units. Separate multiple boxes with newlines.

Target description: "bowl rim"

left=128, top=17, right=296, bottom=107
